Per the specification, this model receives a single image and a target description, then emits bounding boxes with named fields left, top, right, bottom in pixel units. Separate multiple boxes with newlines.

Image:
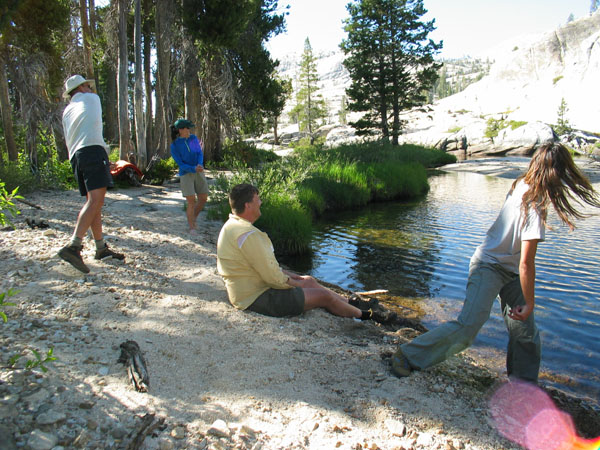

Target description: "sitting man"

left=217, top=183, right=382, bottom=320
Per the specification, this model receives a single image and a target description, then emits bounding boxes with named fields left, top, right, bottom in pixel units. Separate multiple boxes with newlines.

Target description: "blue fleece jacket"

left=170, top=134, right=204, bottom=176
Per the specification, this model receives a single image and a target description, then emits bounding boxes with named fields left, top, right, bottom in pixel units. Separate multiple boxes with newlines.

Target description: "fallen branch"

left=17, top=198, right=42, bottom=210
left=355, top=289, right=388, bottom=296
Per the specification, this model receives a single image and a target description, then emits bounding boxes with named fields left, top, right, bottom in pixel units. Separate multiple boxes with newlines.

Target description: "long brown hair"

left=513, top=143, right=600, bottom=230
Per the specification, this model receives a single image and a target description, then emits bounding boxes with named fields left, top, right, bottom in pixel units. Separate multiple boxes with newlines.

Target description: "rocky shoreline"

left=1, top=164, right=599, bottom=449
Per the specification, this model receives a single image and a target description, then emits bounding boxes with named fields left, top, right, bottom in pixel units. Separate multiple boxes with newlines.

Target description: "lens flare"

left=489, top=380, right=600, bottom=450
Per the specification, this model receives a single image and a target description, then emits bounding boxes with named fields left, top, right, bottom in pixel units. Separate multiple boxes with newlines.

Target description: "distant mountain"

left=437, top=11, right=600, bottom=132
left=270, top=11, right=600, bottom=155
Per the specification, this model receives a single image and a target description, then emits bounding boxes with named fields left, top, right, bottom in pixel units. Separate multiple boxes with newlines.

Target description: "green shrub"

left=553, top=75, right=564, bottom=85
left=485, top=117, right=507, bottom=139
left=0, top=182, right=22, bottom=228
left=447, top=126, right=462, bottom=133
left=145, top=156, right=178, bottom=185
left=509, top=120, right=527, bottom=130
left=108, top=147, right=120, bottom=162
left=221, top=141, right=279, bottom=168
left=0, top=161, right=36, bottom=193
left=0, top=153, right=76, bottom=193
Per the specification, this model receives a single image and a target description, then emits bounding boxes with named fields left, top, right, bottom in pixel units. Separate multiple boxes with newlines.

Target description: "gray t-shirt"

left=471, top=180, right=545, bottom=273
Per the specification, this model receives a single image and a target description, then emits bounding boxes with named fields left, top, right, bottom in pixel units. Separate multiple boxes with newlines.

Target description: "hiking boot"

left=349, top=293, right=379, bottom=310
left=58, top=245, right=90, bottom=273
left=95, top=244, right=125, bottom=261
left=370, top=308, right=397, bottom=324
left=391, top=350, right=412, bottom=378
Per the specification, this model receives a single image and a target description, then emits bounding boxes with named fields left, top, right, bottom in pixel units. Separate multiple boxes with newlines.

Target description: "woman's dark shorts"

left=246, top=287, right=305, bottom=317
left=70, top=145, right=114, bottom=196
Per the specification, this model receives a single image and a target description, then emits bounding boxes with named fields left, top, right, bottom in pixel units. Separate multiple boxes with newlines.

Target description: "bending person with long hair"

left=391, top=143, right=600, bottom=382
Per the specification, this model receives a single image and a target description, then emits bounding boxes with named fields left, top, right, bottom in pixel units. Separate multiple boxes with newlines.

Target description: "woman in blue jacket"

left=170, top=119, right=209, bottom=234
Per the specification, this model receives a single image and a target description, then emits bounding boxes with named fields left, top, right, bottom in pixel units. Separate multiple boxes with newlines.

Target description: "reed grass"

left=210, top=142, right=455, bottom=254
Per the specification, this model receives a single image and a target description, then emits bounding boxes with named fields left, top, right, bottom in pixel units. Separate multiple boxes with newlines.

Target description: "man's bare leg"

left=303, top=288, right=362, bottom=318
left=74, top=187, right=106, bottom=240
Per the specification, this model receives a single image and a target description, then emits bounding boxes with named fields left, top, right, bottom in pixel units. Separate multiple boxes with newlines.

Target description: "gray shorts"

left=246, top=287, right=305, bottom=317
left=180, top=171, right=209, bottom=197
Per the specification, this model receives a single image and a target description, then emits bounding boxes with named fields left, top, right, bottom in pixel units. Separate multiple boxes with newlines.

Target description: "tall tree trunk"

left=104, top=64, right=118, bottom=143
left=26, top=119, right=38, bottom=173
left=52, top=120, right=68, bottom=161
left=155, top=0, right=173, bottom=157
left=117, top=0, right=131, bottom=159
left=79, top=0, right=95, bottom=79
left=142, top=0, right=153, bottom=161
left=0, top=56, right=17, bottom=163
left=272, top=116, right=279, bottom=146
left=133, top=0, right=146, bottom=167
left=183, top=36, right=201, bottom=136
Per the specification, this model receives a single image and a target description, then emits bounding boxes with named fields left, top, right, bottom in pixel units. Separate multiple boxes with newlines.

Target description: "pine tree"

left=341, top=0, right=442, bottom=145
left=289, top=38, right=327, bottom=143
left=555, top=97, right=572, bottom=136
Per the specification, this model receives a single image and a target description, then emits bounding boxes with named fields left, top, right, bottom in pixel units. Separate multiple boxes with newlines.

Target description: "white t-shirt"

left=471, top=180, right=545, bottom=273
left=62, top=92, right=109, bottom=160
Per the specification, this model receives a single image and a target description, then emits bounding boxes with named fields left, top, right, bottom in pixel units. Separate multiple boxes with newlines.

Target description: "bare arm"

left=509, top=239, right=539, bottom=321
left=282, top=269, right=316, bottom=288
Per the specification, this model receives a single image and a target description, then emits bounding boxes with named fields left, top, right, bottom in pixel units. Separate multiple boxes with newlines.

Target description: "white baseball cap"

left=63, top=74, right=95, bottom=99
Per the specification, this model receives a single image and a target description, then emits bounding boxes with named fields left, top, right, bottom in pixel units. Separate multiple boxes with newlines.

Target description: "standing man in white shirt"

left=58, top=75, right=124, bottom=273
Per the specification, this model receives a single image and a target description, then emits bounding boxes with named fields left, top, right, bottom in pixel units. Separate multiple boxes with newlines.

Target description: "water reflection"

left=281, top=171, right=600, bottom=402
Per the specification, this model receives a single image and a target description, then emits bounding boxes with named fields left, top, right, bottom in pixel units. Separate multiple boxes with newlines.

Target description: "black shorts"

left=70, top=146, right=114, bottom=196
left=246, top=287, right=305, bottom=317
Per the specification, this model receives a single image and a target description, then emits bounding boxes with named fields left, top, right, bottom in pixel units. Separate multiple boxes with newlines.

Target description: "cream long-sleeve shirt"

left=217, top=214, right=290, bottom=310
left=62, top=92, right=109, bottom=160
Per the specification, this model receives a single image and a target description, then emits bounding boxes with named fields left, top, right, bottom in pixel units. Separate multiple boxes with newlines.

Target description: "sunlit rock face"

left=269, top=11, right=600, bottom=155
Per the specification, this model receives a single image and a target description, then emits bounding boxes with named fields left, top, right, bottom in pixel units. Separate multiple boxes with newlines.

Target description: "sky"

left=266, top=0, right=593, bottom=59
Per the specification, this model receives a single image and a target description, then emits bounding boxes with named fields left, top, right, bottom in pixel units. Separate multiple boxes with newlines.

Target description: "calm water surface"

left=282, top=171, right=600, bottom=402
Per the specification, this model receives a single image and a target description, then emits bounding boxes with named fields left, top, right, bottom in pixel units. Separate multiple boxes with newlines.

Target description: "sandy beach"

left=1, top=161, right=599, bottom=449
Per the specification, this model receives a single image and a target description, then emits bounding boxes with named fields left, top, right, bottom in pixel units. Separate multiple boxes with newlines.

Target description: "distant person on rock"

left=170, top=119, right=209, bottom=235
left=217, top=183, right=392, bottom=322
left=58, top=75, right=125, bottom=274
left=391, top=143, right=600, bottom=382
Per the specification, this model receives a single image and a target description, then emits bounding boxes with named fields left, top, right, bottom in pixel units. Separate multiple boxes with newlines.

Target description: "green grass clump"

left=255, top=193, right=312, bottom=255
left=210, top=141, right=454, bottom=254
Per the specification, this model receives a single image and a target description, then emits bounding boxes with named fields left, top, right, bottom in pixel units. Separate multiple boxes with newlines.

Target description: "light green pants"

left=400, top=261, right=541, bottom=382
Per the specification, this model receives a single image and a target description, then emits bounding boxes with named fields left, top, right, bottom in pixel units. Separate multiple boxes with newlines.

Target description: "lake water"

left=282, top=170, right=600, bottom=402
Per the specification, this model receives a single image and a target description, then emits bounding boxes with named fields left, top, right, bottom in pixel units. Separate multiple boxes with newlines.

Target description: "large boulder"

left=493, top=122, right=555, bottom=156
left=325, top=125, right=357, bottom=146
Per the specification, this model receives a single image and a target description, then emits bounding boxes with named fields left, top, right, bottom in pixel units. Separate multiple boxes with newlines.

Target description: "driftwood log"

left=118, top=340, right=150, bottom=392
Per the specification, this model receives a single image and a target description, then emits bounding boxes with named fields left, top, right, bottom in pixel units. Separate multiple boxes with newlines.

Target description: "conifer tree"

left=341, top=0, right=442, bottom=145
left=555, top=97, right=572, bottom=136
left=290, top=38, right=327, bottom=143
